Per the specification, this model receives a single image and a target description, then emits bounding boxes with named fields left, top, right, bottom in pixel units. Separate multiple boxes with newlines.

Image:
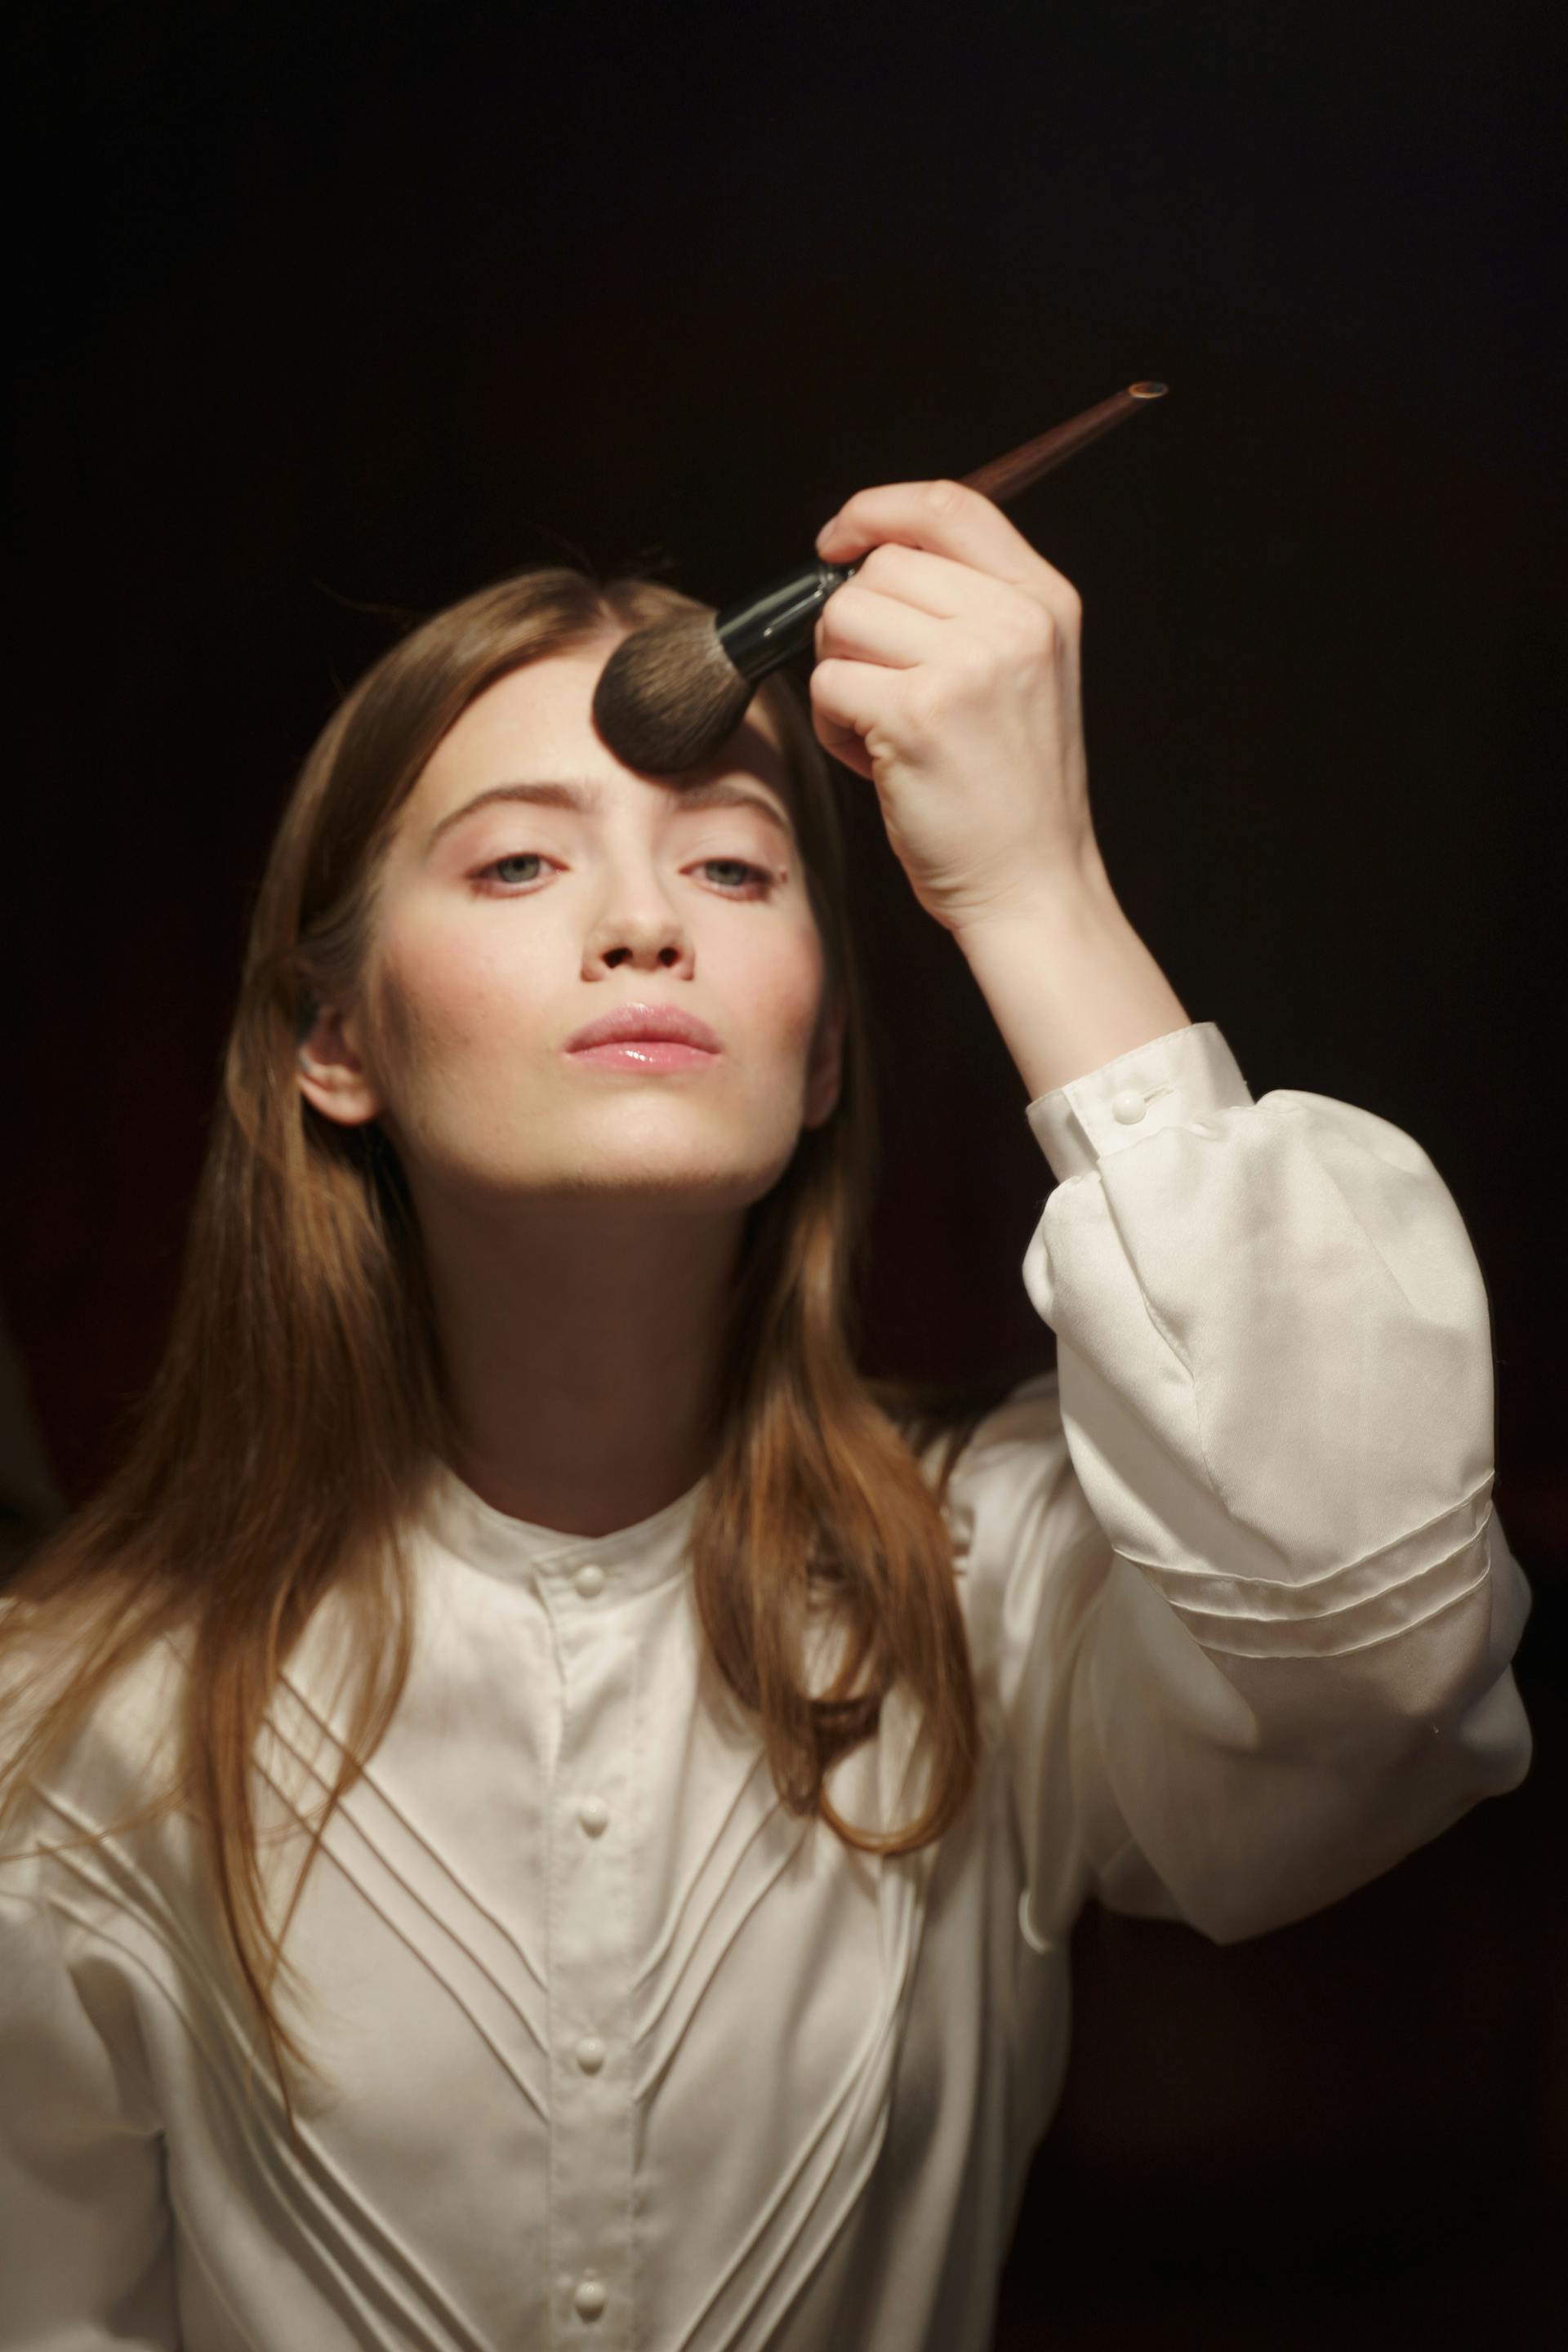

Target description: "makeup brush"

left=591, top=381, right=1169, bottom=773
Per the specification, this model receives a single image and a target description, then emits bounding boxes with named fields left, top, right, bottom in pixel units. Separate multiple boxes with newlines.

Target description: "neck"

left=412, top=1183, right=746, bottom=1541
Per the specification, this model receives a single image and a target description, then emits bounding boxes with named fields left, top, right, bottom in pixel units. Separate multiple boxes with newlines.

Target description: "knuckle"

left=923, top=477, right=965, bottom=516
left=996, top=600, right=1056, bottom=663
left=825, top=581, right=866, bottom=633
left=958, top=637, right=1000, bottom=685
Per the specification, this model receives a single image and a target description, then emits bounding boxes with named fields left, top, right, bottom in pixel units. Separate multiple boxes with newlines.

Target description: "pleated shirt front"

left=0, top=1022, right=1535, bottom=2352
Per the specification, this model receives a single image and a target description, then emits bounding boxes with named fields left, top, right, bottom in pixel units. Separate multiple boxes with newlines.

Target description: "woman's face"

left=299, top=643, right=843, bottom=1215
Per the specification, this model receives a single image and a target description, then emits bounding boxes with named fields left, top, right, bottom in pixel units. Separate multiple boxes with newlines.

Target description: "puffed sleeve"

left=961, top=1020, right=1535, bottom=1954
left=0, top=1844, right=180, bottom=2346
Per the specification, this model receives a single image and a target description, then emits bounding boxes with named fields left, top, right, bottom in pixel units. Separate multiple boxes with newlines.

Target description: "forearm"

left=953, top=861, right=1193, bottom=1106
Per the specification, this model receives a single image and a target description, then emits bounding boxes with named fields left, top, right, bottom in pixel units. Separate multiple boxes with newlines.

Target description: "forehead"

left=408, top=644, right=794, bottom=819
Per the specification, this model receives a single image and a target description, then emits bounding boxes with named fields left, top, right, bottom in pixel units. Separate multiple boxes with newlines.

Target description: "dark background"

left=8, top=2, right=1563, bottom=2343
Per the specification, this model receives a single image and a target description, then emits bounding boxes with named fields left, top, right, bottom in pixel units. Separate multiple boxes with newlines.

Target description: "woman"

left=0, top=479, right=1535, bottom=2350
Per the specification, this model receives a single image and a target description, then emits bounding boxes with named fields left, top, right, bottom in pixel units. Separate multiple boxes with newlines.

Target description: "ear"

left=802, top=996, right=847, bottom=1130
left=296, top=1000, right=384, bottom=1129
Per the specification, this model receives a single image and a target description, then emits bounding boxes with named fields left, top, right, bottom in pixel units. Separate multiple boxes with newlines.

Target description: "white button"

left=574, top=1563, right=605, bottom=1599
left=1110, top=1087, right=1147, bottom=1125
left=1018, top=1886, right=1060, bottom=1955
left=576, top=2034, right=605, bottom=2073
left=574, top=2276, right=607, bottom=2319
left=577, top=1795, right=610, bottom=1837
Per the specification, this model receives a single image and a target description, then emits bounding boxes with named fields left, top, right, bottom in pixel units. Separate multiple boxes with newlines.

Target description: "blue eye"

left=700, top=859, right=773, bottom=893
left=485, top=854, right=545, bottom=887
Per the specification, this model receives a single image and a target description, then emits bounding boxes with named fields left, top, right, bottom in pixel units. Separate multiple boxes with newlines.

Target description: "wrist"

left=951, top=862, right=1192, bottom=1105
left=949, top=845, right=1121, bottom=953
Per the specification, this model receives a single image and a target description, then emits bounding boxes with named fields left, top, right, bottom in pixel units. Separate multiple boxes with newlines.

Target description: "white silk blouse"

left=0, top=1020, right=1535, bottom=2351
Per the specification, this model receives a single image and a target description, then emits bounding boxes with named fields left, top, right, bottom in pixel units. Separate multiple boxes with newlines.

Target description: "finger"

left=808, top=654, right=903, bottom=780
left=813, top=577, right=948, bottom=670
left=830, top=537, right=1070, bottom=635
left=817, top=478, right=1083, bottom=625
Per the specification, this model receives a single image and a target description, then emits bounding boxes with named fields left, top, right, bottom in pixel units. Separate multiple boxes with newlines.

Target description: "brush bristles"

left=591, top=614, right=756, bottom=773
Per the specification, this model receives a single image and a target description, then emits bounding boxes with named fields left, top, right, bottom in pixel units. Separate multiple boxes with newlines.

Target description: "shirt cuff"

left=1023, top=1020, right=1254, bottom=1184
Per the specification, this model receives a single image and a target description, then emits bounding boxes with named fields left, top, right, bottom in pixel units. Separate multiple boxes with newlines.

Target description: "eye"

left=697, top=858, right=775, bottom=895
left=477, top=853, right=547, bottom=889
left=471, top=854, right=777, bottom=897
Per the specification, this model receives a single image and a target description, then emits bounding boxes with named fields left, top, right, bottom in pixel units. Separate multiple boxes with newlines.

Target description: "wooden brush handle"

left=710, top=382, right=1171, bottom=688
left=960, top=381, right=1167, bottom=504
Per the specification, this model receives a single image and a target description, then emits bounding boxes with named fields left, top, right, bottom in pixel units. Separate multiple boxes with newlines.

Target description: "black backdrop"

left=9, top=3, right=1563, bottom=2345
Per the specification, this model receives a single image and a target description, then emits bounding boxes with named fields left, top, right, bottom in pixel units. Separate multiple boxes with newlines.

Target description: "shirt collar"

left=419, top=1457, right=708, bottom=1602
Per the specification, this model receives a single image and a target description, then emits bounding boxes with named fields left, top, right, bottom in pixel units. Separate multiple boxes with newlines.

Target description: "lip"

left=564, top=1002, right=722, bottom=1054
left=568, top=1040, right=719, bottom=1072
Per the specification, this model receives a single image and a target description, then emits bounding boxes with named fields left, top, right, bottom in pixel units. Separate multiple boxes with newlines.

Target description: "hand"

left=809, top=479, right=1102, bottom=934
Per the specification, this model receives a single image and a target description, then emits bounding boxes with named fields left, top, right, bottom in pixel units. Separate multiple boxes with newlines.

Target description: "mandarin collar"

left=420, top=1458, right=708, bottom=1601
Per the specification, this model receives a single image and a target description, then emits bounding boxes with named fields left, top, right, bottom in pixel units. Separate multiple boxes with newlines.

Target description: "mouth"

left=563, top=1001, right=723, bottom=1057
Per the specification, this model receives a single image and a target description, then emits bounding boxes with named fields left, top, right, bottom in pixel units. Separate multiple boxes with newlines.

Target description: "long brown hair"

left=0, top=564, right=1046, bottom=2136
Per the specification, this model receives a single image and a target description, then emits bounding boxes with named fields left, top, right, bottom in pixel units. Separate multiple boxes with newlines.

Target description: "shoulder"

left=869, top=1362, right=1075, bottom=1575
left=877, top=1363, right=1063, bottom=1482
left=946, top=1368, right=1064, bottom=1462
left=0, top=1592, right=189, bottom=1834
left=936, top=1370, right=1073, bottom=1537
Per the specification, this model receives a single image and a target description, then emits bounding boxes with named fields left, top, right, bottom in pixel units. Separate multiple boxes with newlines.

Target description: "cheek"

left=761, top=926, right=832, bottom=1058
left=369, top=918, right=545, bottom=1077
left=779, top=974, right=830, bottom=1063
left=732, top=927, right=826, bottom=1061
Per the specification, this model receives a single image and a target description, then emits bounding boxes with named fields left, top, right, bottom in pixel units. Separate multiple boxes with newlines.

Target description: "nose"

left=585, top=895, right=694, bottom=975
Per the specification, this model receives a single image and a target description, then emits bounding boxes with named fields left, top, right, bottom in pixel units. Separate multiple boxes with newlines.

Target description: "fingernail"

left=815, top=515, right=839, bottom=554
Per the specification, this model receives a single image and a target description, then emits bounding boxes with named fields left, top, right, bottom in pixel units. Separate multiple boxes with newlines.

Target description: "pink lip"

left=564, top=1002, right=723, bottom=1054
left=568, top=1040, right=718, bottom=1072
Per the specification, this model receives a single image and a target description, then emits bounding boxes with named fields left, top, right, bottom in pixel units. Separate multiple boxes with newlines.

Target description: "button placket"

left=544, top=1565, right=635, bottom=2347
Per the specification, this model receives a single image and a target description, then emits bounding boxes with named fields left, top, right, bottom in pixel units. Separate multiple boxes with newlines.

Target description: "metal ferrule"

left=714, top=555, right=861, bottom=682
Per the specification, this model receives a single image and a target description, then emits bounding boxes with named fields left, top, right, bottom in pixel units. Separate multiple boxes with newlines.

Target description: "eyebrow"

left=421, top=776, right=796, bottom=858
